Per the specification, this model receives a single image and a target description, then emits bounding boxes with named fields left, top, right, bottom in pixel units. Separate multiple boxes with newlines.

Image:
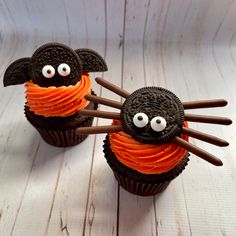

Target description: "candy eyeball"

left=150, top=116, right=167, bottom=132
left=42, top=65, right=55, bottom=78
left=57, top=63, right=71, bottom=77
left=133, top=113, right=149, bottom=128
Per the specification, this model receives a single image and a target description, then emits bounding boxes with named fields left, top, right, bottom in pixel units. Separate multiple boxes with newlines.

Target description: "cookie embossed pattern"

left=3, top=43, right=108, bottom=147
left=75, top=77, right=232, bottom=196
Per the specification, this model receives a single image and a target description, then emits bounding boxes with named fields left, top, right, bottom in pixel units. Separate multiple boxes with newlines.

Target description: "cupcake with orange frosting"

left=3, top=43, right=107, bottom=147
left=75, top=78, right=231, bottom=196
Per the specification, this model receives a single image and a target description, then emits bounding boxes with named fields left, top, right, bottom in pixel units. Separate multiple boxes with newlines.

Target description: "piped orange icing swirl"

left=25, top=74, right=91, bottom=117
left=109, top=120, right=189, bottom=174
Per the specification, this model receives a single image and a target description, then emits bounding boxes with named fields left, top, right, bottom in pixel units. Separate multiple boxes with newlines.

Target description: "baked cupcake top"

left=75, top=77, right=232, bottom=170
left=3, top=42, right=108, bottom=117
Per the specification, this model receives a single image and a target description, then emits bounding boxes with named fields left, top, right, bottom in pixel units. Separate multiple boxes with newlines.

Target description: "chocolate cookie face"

left=120, top=87, right=184, bottom=144
left=31, top=43, right=82, bottom=87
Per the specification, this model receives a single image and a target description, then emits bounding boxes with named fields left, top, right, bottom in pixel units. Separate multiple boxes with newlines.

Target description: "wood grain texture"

left=0, top=0, right=236, bottom=235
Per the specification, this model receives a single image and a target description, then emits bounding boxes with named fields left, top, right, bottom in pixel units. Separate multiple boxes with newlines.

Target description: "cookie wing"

left=3, top=58, right=31, bottom=87
left=75, top=49, right=108, bottom=72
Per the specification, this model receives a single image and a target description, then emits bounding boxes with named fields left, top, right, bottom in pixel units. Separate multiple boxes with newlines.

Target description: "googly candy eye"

left=150, top=116, right=167, bottom=132
left=133, top=113, right=149, bottom=128
left=57, top=63, right=71, bottom=77
left=42, top=65, right=55, bottom=78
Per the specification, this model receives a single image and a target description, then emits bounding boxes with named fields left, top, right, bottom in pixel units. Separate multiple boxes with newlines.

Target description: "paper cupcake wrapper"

left=113, top=171, right=170, bottom=196
left=103, top=135, right=189, bottom=196
left=35, top=116, right=94, bottom=147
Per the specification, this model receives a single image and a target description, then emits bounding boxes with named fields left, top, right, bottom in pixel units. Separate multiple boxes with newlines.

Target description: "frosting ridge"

left=109, top=120, right=189, bottom=174
left=25, top=74, right=91, bottom=117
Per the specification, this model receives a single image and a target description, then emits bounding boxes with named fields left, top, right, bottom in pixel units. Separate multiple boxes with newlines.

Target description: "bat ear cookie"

left=3, top=57, right=31, bottom=87
left=75, top=48, right=108, bottom=72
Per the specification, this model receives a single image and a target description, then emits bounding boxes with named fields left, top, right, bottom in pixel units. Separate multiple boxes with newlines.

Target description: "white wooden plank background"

left=0, top=0, right=236, bottom=235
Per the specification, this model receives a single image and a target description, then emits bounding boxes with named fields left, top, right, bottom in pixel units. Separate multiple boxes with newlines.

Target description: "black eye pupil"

left=156, top=119, right=161, bottom=124
left=62, top=67, right=67, bottom=71
left=47, top=69, right=51, bottom=74
left=137, top=115, right=143, bottom=121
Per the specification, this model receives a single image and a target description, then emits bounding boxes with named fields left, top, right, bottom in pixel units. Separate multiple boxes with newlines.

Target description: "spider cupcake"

left=3, top=43, right=107, bottom=147
left=75, top=78, right=232, bottom=196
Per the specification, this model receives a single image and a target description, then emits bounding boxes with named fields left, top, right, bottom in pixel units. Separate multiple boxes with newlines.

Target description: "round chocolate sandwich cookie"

left=31, top=43, right=83, bottom=87
left=120, top=87, right=185, bottom=144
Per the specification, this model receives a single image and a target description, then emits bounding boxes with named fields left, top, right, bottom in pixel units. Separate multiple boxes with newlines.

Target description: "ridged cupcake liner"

left=113, top=172, right=170, bottom=196
left=34, top=116, right=94, bottom=147
left=103, top=135, right=189, bottom=196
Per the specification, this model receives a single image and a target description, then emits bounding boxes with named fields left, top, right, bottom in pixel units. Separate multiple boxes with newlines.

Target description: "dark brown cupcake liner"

left=103, top=135, right=189, bottom=196
left=113, top=171, right=170, bottom=196
left=35, top=116, right=94, bottom=147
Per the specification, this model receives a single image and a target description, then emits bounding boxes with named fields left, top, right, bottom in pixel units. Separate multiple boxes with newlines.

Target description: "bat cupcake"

left=75, top=77, right=232, bottom=196
left=3, top=43, right=107, bottom=147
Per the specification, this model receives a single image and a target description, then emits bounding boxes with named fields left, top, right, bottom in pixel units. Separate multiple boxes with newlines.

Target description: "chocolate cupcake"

left=3, top=43, right=107, bottom=147
left=103, top=134, right=190, bottom=196
left=75, top=78, right=231, bottom=196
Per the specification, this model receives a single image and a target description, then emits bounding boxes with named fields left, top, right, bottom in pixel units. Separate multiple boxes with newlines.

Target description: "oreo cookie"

left=120, top=87, right=184, bottom=144
left=30, top=43, right=83, bottom=87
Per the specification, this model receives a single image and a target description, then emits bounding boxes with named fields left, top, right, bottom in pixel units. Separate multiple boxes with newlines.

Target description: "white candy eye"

left=133, top=113, right=149, bottom=128
left=42, top=65, right=55, bottom=78
left=150, top=116, right=167, bottom=132
left=57, top=63, right=71, bottom=76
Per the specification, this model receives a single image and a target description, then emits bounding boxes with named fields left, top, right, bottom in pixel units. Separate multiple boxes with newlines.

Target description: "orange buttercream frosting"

left=25, top=74, right=91, bottom=117
left=109, top=120, right=189, bottom=175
